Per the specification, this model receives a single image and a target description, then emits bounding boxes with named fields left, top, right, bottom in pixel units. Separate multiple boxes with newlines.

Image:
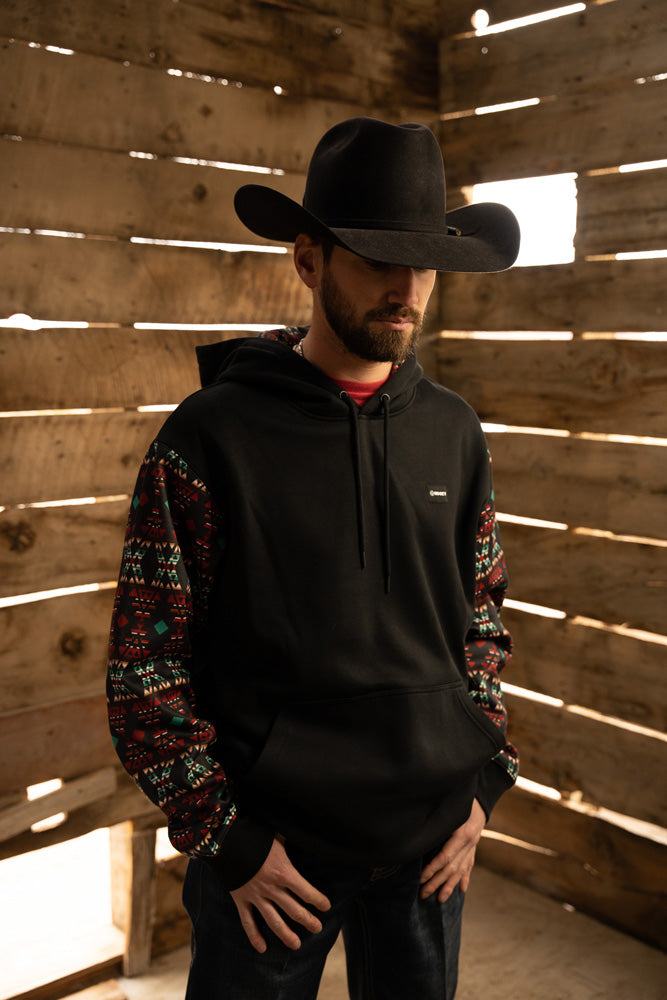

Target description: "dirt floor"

left=58, top=866, right=666, bottom=1000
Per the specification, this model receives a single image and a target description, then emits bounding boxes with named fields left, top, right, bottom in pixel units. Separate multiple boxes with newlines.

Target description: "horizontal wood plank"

left=439, top=80, right=667, bottom=184
left=487, top=430, right=667, bottom=539
left=505, top=692, right=667, bottom=826
left=0, top=589, right=116, bottom=715
left=0, top=136, right=305, bottom=244
left=575, top=167, right=667, bottom=257
left=501, top=522, right=666, bottom=635
left=0, top=233, right=311, bottom=325
left=437, top=337, right=667, bottom=435
left=436, top=259, right=667, bottom=336
left=0, top=767, right=162, bottom=862
left=0, top=694, right=116, bottom=794
left=480, top=786, right=667, bottom=950
left=501, top=607, right=667, bottom=732
left=0, top=499, right=128, bottom=599
left=0, top=0, right=437, bottom=109
left=0, top=41, right=416, bottom=172
left=0, top=328, right=235, bottom=410
left=440, top=0, right=665, bottom=113
left=198, top=0, right=442, bottom=33
left=0, top=767, right=116, bottom=842
left=1, top=411, right=163, bottom=506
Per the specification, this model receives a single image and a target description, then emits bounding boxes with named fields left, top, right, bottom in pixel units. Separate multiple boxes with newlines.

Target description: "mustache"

left=366, top=306, right=422, bottom=324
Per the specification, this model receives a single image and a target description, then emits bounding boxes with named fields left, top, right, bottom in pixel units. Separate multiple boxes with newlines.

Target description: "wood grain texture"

left=480, top=786, right=667, bottom=951
left=437, top=337, right=667, bottom=435
left=152, top=853, right=190, bottom=958
left=110, top=822, right=157, bottom=976
left=501, top=607, right=667, bottom=732
left=0, top=589, right=116, bottom=715
left=196, top=0, right=442, bottom=33
left=0, top=233, right=311, bottom=325
left=501, top=522, right=666, bottom=635
left=0, top=328, right=234, bottom=410
left=575, top=168, right=667, bottom=257
left=437, top=259, right=667, bottom=336
left=0, top=42, right=434, bottom=173
left=0, top=767, right=116, bottom=842
left=0, top=411, right=162, bottom=507
left=505, top=692, right=667, bottom=827
left=440, top=0, right=665, bottom=113
left=0, top=136, right=305, bottom=244
left=0, top=694, right=117, bottom=794
left=486, top=430, right=667, bottom=540
left=439, top=80, right=667, bottom=184
left=0, top=768, right=162, bottom=861
left=0, top=499, right=128, bottom=598
left=0, top=0, right=437, bottom=108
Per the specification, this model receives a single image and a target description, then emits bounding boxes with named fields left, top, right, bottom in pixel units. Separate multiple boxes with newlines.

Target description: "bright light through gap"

left=472, top=174, right=577, bottom=266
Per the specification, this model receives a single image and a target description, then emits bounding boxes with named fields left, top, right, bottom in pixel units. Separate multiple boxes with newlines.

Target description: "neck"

left=299, top=315, right=393, bottom=383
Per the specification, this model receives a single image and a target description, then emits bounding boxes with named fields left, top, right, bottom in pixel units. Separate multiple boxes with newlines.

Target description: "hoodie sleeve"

left=107, top=439, right=274, bottom=889
left=464, top=483, right=519, bottom=819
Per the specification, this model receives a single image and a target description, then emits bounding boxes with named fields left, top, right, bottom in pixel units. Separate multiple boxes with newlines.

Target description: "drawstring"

left=340, top=391, right=366, bottom=571
left=380, top=393, right=391, bottom=594
left=340, top=390, right=392, bottom=594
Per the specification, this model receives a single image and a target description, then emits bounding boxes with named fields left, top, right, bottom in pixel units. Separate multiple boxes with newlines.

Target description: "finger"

left=420, top=849, right=449, bottom=884
left=437, top=873, right=461, bottom=902
left=421, top=852, right=471, bottom=900
left=236, top=905, right=268, bottom=954
left=286, top=870, right=331, bottom=913
left=436, top=855, right=474, bottom=902
left=273, top=889, right=325, bottom=935
left=259, top=902, right=303, bottom=951
left=420, top=859, right=453, bottom=898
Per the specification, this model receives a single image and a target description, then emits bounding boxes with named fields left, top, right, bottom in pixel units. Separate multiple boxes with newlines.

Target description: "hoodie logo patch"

left=427, top=485, right=448, bottom=503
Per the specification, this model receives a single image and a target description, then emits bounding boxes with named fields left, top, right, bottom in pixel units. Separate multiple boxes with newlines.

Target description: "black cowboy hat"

left=234, top=117, right=520, bottom=273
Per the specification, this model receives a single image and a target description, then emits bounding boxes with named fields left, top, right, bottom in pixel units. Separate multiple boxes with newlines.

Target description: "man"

left=107, top=117, right=520, bottom=999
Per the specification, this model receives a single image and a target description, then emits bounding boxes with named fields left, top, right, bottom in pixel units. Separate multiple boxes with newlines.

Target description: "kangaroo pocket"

left=239, top=683, right=505, bottom=863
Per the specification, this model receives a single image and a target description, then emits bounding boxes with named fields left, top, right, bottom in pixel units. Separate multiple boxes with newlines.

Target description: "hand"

left=230, top=837, right=331, bottom=954
left=419, top=798, right=486, bottom=902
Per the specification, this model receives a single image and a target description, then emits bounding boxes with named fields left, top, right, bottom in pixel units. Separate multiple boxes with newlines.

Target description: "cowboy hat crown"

left=234, top=116, right=520, bottom=272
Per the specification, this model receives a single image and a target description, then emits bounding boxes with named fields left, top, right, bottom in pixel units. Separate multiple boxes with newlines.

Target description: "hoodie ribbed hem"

left=204, top=817, right=275, bottom=891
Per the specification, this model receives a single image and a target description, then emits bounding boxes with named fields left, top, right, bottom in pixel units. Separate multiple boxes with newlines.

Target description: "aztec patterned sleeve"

left=107, top=440, right=274, bottom=886
left=464, top=478, right=519, bottom=817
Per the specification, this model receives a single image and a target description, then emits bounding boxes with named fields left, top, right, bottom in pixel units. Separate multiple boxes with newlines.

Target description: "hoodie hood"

left=195, top=328, right=423, bottom=418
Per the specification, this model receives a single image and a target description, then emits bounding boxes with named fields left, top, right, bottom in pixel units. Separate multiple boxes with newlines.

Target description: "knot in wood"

left=161, top=121, right=184, bottom=144
left=59, top=630, right=86, bottom=659
left=1, top=519, right=36, bottom=553
left=589, top=359, right=620, bottom=390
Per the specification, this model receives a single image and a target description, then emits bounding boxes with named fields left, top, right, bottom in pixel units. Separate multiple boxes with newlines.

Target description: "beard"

left=319, top=264, right=423, bottom=365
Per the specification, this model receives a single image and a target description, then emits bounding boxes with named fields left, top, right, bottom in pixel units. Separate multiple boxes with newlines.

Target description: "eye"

left=364, top=258, right=390, bottom=272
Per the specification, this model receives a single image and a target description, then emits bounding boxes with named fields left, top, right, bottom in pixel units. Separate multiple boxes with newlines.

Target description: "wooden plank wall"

left=437, top=0, right=667, bottom=948
left=0, top=0, right=439, bottom=962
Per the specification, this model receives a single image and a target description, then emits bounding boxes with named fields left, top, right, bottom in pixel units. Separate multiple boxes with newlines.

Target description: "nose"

left=387, top=267, right=422, bottom=308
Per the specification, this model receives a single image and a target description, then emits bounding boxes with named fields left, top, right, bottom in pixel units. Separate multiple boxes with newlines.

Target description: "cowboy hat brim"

left=234, top=184, right=520, bottom=273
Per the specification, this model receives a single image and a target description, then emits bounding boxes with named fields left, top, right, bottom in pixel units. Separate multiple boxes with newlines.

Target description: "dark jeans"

left=182, top=844, right=465, bottom=999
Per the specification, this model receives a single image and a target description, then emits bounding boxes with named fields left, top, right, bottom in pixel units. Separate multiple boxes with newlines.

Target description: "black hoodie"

left=108, top=331, right=516, bottom=888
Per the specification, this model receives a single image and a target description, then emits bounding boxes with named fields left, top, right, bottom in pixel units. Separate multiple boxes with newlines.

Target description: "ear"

left=293, top=233, right=323, bottom=290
